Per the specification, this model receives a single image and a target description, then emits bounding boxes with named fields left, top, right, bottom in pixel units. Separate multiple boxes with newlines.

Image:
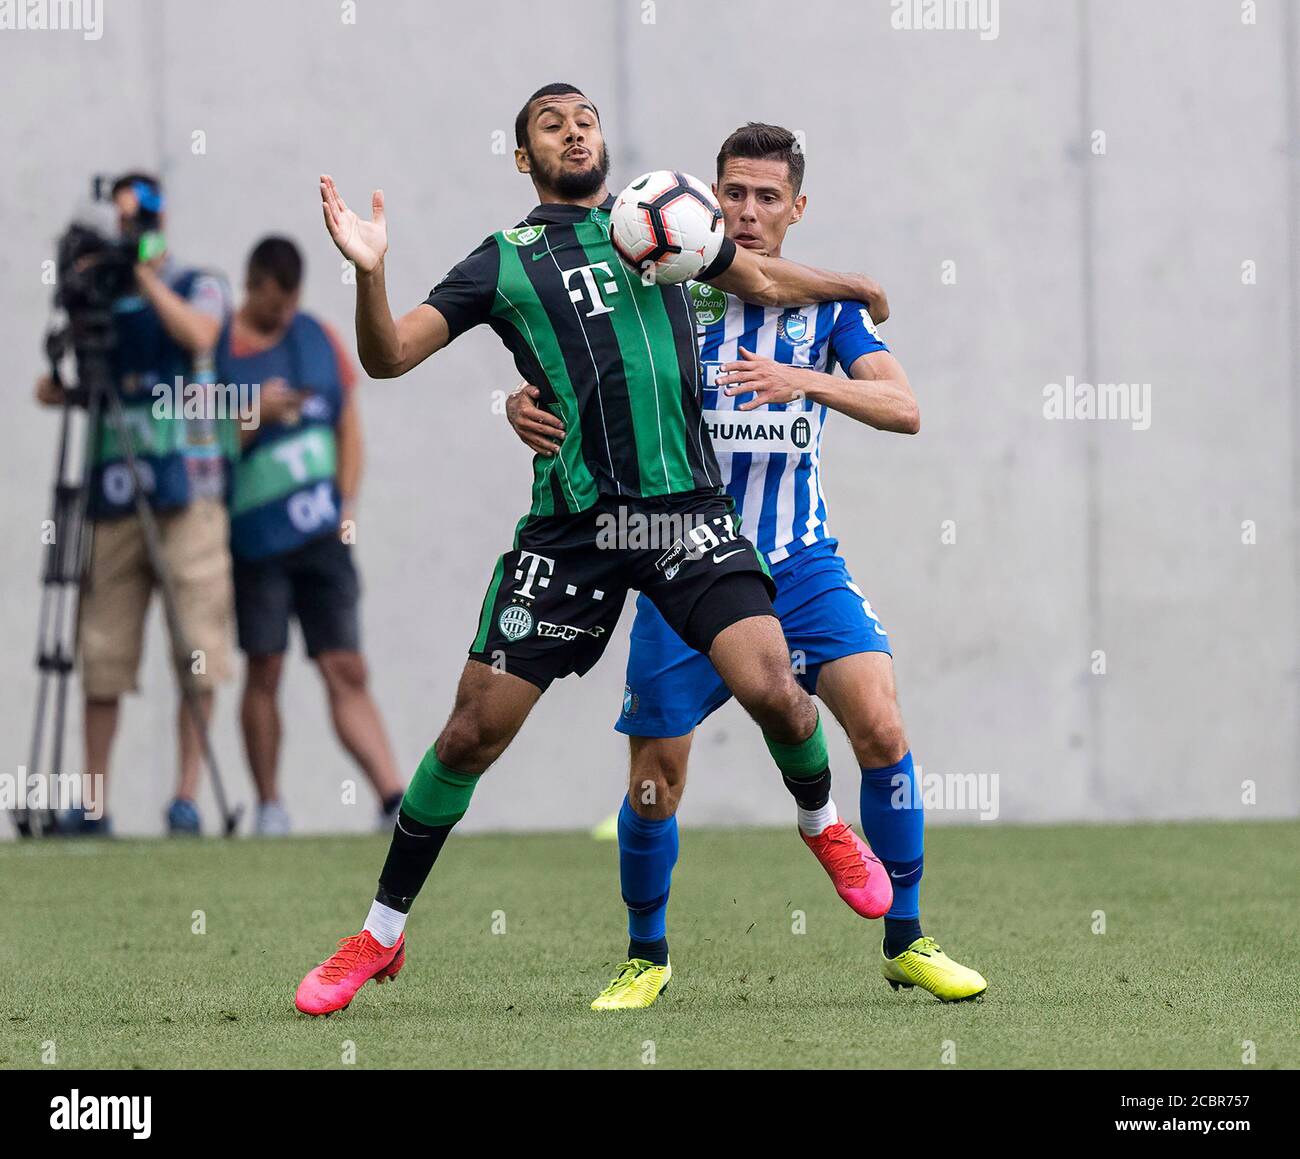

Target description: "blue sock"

left=618, top=796, right=678, bottom=966
left=859, top=751, right=925, bottom=957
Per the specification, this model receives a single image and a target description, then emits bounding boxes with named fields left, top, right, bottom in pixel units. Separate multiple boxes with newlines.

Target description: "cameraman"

left=35, top=172, right=234, bottom=836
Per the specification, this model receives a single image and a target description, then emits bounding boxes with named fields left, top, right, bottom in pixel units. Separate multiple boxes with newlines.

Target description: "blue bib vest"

left=89, top=268, right=203, bottom=519
left=220, top=313, right=345, bottom=562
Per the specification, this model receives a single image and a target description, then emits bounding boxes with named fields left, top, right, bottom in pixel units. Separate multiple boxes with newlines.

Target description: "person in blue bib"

left=219, top=236, right=404, bottom=835
left=36, top=172, right=234, bottom=836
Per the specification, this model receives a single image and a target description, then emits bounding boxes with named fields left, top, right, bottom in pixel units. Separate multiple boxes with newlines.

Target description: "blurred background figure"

left=34, top=172, right=234, bottom=836
left=219, top=236, right=404, bottom=835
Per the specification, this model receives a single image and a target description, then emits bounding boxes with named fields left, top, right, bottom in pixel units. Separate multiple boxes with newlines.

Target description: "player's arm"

left=701, top=238, right=889, bottom=324
left=356, top=277, right=450, bottom=379
left=716, top=350, right=917, bottom=433
left=806, top=350, right=918, bottom=433
left=320, top=175, right=451, bottom=378
left=716, top=301, right=918, bottom=433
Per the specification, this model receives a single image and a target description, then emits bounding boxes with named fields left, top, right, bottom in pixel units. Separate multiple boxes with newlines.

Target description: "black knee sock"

left=375, top=809, right=454, bottom=913
left=781, top=767, right=832, bottom=811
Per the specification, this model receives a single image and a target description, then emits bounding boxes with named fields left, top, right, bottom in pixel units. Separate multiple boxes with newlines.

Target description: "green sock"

left=764, top=714, right=829, bottom=780
left=400, top=747, right=480, bottom=827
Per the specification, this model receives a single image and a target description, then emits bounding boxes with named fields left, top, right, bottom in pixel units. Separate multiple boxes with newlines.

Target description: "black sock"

left=781, top=766, right=831, bottom=810
left=628, top=936, right=670, bottom=967
left=884, top=917, right=924, bottom=959
left=380, top=791, right=404, bottom=816
left=375, top=809, right=453, bottom=913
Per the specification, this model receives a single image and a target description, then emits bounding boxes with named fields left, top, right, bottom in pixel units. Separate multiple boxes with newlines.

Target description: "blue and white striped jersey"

left=689, top=282, right=889, bottom=564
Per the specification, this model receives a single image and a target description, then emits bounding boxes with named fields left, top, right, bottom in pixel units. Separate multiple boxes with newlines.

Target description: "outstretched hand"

left=320, top=174, right=388, bottom=274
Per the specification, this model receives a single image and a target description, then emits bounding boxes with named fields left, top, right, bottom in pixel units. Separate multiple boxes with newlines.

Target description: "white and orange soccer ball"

left=609, top=170, right=724, bottom=285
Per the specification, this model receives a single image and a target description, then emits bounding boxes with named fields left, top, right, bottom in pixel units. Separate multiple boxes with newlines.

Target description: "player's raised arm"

left=320, top=175, right=450, bottom=378
left=702, top=241, right=889, bottom=324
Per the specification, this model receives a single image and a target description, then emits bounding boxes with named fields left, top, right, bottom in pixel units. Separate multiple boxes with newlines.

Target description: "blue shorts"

left=615, top=537, right=892, bottom=737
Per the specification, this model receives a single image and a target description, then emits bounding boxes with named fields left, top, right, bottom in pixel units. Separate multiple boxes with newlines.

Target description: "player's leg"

left=591, top=733, right=692, bottom=1010
left=620, top=734, right=690, bottom=962
left=295, top=659, right=540, bottom=1015
left=296, top=523, right=625, bottom=1015
left=595, top=594, right=732, bottom=1009
left=705, top=600, right=892, bottom=919
left=369, top=658, right=540, bottom=922
left=637, top=498, right=892, bottom=920
left=817, top=651, right=985, bottom=1000
left=814, top=651, right=918, bottom=948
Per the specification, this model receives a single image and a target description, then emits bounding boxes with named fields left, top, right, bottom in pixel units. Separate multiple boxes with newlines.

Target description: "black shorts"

left=468, top=491, right=775, bottom=691
left=233, top=533, right=360, bottom=657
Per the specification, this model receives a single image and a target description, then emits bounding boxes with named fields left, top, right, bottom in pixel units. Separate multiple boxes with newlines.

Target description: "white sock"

left=364, top=900, right=407, bottom=948
left=797, top=797, right=839, bottom=837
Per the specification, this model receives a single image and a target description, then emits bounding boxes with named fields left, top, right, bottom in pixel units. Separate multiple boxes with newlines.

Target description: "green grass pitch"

left=1, top=820, right=1294, bottom=1069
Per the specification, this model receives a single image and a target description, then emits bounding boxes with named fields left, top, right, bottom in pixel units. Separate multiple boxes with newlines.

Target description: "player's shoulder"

left=832, top=299, right=884, bottom=335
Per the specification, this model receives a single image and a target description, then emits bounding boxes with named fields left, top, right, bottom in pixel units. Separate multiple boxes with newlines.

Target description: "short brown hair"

left=716, top=123, right=804, bottom=195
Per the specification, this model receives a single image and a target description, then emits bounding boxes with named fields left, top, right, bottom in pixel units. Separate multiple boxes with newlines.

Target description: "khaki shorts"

left=79, top=498, right=234, bottom=698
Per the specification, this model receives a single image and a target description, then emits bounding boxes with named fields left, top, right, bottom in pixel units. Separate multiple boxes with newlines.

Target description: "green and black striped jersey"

left=425, top=195, right=737, bottom=517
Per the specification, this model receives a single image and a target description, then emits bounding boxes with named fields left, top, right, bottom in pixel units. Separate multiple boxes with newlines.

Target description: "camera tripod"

left=19, top=303, right=241, bottom=837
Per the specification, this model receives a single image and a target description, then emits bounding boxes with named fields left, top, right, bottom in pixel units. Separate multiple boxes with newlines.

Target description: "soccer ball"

left=610, top=170, right=724, bottom=285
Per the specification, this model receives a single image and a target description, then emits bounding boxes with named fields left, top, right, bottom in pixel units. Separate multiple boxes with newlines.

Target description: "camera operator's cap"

left=131, top=179, right=164, bottom=214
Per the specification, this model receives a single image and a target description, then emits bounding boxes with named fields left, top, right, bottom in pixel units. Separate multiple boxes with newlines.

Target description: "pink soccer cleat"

left=294, top=930, right=406, bottom=1016
left=800, top=821, right=893, bottom=919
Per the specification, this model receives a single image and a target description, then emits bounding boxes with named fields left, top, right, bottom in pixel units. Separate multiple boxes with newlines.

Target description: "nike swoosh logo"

left=712, top=548, right=745, bottom=563
left=531, top=251, right=548, bottom=261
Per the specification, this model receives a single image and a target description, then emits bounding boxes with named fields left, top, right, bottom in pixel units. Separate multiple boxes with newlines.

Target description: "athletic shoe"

left=590, top=958, right=671, bottom=1010
left=295, top=930, right=406, bottom=1016
left=56, top=808, right=113, bottom=837
left=800, top=820, right=892, bottom=918
left=881, top=935, right=987, bottom=1001
left=255, top=800, right=291, bottom=836
left=166, top=798, right=201, bottom=835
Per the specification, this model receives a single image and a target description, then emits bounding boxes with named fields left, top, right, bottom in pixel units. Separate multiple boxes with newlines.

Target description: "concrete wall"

left=0, top=0, right=1294, bottom=835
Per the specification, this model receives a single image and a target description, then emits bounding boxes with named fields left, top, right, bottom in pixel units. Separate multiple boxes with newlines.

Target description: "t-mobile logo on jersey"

left=513, top=552, right=555, bottom=600
left=562, top=261, right=619, bottom=317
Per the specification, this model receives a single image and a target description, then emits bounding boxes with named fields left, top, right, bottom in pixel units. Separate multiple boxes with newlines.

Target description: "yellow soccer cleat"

left=590, top=958, right=672, bottom=1010
left=881, top=936, right=986, bottom=1002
